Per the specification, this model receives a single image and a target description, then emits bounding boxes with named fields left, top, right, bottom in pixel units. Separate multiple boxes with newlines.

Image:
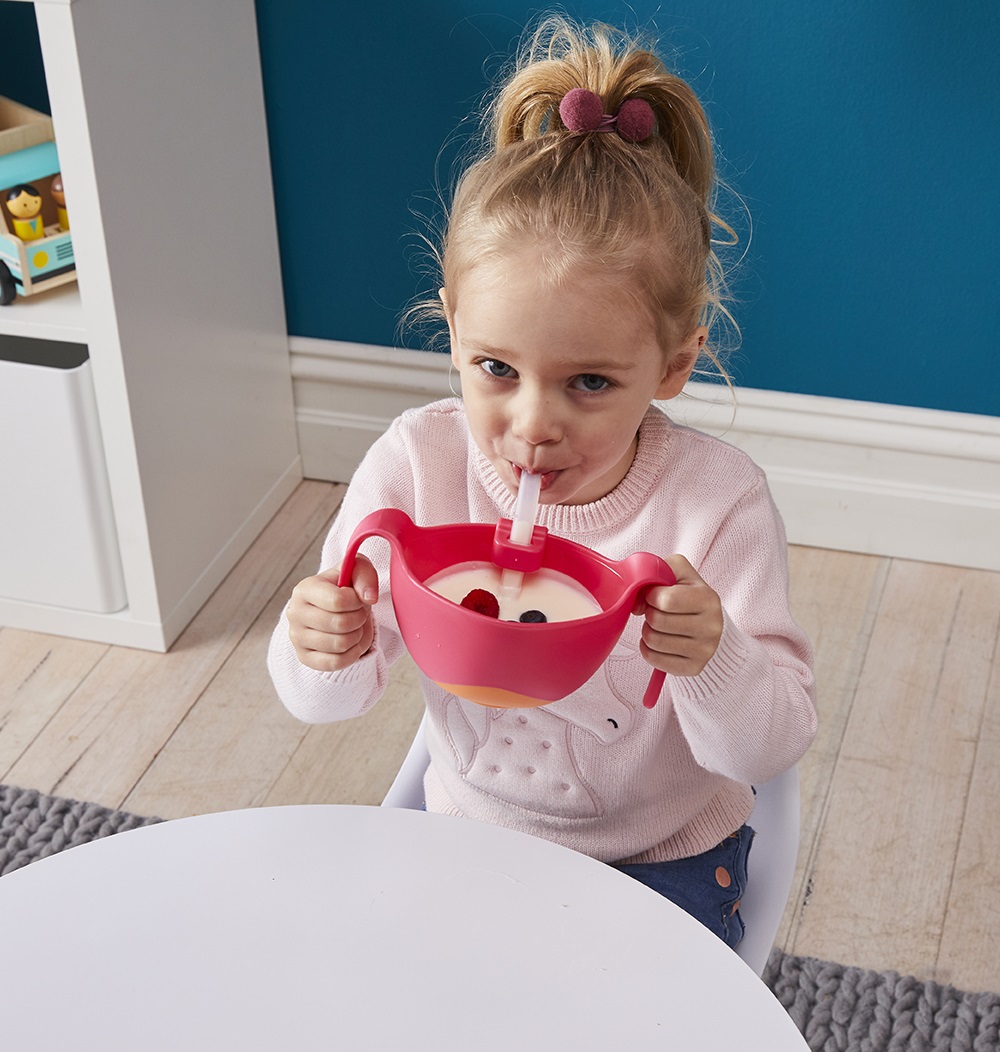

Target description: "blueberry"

left=519, top=609, right=547, bottom=623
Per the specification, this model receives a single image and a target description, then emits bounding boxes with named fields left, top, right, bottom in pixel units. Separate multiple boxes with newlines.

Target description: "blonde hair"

left=415, top=17, right=736, bottom=375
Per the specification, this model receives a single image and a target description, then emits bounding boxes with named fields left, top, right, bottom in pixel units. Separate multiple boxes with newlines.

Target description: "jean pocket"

left=717, top=825, right=754, bottom=948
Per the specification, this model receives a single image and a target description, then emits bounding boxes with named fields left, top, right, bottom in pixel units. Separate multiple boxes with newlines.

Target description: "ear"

left=654, top=326, right=707, bottom=400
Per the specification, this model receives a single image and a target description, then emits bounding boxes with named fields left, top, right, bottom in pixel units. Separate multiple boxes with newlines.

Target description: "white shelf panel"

left=0, top=0, right=300, bottom=650
left=0, top=282, right=87, bottom=343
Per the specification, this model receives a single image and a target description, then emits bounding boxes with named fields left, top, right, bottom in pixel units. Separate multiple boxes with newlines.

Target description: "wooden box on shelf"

left=0, top=95, right=53, bottom=157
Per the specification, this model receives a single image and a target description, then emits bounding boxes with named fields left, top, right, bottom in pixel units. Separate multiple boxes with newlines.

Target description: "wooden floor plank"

left=122, top=524, right=333, bottom=819
left=777, top=547, right=890, bottom=952
left=936, top=641, right=1000, bottom=992
left=4, top=482, right=345, bottom=810
left=790, top=560, right=1000, bottom=978
left=0, top=630, right=108, bottom=781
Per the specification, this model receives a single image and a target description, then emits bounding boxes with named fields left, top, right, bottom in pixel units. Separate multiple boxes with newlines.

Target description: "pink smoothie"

left=424, top=561, right=602, bottom=622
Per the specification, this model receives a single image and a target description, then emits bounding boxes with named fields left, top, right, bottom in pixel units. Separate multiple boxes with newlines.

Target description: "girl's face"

left=447, top=258, right=705, bottom=506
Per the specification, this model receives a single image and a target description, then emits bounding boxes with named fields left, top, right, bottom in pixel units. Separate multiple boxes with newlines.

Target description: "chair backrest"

left=735, top=765, right=801, bottom=975
left=380, top=713, right=431, bottom=811
left=381, top=713, right=800, bottom=976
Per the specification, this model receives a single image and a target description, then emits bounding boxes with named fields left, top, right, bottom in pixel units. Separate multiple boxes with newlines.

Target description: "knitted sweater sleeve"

left=266, top=420, right=417, bottom=724
left=667, top=473, right=817, bottom=784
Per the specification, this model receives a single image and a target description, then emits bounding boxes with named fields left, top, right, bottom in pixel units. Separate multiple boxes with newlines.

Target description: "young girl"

left=268, top=17, right=816, bottom=949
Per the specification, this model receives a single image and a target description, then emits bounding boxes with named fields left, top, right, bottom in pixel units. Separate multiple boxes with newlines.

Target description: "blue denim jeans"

left=613, top=824, right=754, bottom=949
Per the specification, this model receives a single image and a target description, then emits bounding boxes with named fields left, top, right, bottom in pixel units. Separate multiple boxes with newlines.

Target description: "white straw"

left=500, top=472, right=541, bottom=598
left=510, top=471, right=541, bottom=544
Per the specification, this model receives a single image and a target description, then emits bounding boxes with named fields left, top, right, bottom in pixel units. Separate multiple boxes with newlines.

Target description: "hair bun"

left=558, top=88, right=605, bottom=132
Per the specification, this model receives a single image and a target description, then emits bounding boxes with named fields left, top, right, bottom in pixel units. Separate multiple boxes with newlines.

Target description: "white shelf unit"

left=0, top=0, right=301, bottom=650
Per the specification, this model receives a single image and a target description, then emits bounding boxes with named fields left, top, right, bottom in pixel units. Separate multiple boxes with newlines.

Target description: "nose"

left=511, top=385, right=563, bottom=447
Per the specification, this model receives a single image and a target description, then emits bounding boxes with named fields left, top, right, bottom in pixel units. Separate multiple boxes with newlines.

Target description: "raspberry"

left=518, top=609, right=547, bottom=623
left=460, top=588, right=500, bottom=618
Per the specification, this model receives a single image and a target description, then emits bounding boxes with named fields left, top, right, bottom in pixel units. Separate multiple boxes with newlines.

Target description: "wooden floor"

left=2, top=480, right=999, bottom=994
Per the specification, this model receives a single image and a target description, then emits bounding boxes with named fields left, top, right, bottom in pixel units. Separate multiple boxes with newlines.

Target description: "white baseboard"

left=290, top=337, right=1000, bottom=571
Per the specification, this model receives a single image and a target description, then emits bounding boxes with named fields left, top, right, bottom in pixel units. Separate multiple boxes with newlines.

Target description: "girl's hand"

left=286, top=554, right=379, bottom=672
left=637, top=555, right=724, bottom=677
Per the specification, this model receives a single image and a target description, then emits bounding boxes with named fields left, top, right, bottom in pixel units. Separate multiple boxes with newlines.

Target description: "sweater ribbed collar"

left=472, top=405, right=674, bottom=538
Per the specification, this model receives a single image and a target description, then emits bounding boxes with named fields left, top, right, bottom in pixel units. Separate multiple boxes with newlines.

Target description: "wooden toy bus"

left=0, top=139, right=75, bottom=305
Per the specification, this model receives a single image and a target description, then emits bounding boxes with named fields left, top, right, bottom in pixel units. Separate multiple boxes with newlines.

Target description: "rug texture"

left=762, top=944, right=1000, bottom=1051
left=0, top=782, right=161, bottom=877
left=2, top=783, right=998, bottom=1051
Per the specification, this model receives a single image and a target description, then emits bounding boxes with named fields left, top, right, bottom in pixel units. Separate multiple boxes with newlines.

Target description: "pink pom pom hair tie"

left=558, top=88, right=655, bottom=142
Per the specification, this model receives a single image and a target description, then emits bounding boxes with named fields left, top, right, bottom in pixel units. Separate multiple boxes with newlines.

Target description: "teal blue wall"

left=253, top=0, right=999, bottom=417
left=4, top=2, right=998, bottom=416
left=0, top=4, right=47, bottom=112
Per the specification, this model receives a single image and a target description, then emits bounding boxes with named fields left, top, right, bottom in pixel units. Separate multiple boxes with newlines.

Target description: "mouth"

left=512, top=463, right=560, bottom=490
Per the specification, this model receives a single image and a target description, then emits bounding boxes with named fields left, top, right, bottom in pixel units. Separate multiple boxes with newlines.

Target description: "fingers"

left=639, top=555, right=723, bottom=677
left=347, top=554, right=379, bottom=604
left=287, top=555, right=379, bottom=672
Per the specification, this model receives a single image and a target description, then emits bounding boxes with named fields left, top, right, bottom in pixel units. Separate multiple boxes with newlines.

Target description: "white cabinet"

left=0, top=338, right=126, bottom=614
left=0, top=0, right=301, bottom=650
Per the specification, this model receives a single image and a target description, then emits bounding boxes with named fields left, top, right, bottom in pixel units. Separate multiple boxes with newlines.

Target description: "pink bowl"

left=338, top=509, right=675, bottom=708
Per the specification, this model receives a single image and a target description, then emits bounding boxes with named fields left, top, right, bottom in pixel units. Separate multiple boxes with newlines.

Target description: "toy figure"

left=4, top=184, right=45, bottom=240
left=50, top=173, right=69, bottom=230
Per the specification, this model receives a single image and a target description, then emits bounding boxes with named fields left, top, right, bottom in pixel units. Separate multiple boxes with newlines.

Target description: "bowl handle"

left=641, top=669, right=667, bottom=710
left=621, top=552, right=677, bottom=710
left=336, top=508, right=415, bottom=588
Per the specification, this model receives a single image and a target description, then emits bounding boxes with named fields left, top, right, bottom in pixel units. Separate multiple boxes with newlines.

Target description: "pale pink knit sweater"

left=268, top=398, right=816, bottom=865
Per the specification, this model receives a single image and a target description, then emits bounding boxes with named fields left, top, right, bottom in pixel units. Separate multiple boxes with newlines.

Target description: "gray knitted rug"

left=2, top=783, right=998, bottom=1051
left=0, top=782, right=161, bottom=877
left=762, top=952, right=1000, bottom=1051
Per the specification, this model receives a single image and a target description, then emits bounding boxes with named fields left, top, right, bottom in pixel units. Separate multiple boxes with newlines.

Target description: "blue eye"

left=480, top=359, right=515, bottom=379
left=573, top=374, right=611, bottom=392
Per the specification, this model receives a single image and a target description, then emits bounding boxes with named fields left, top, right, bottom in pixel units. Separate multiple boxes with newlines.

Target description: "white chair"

left=380, top=712, right=432, bottom=811
left=733, top=763, right=800, bottom=976
left=381, top=712, right=800, bottom=976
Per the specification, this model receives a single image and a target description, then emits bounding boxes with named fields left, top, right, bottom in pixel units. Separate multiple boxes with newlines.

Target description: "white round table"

left=0, top=805, right=806, bottom=1050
